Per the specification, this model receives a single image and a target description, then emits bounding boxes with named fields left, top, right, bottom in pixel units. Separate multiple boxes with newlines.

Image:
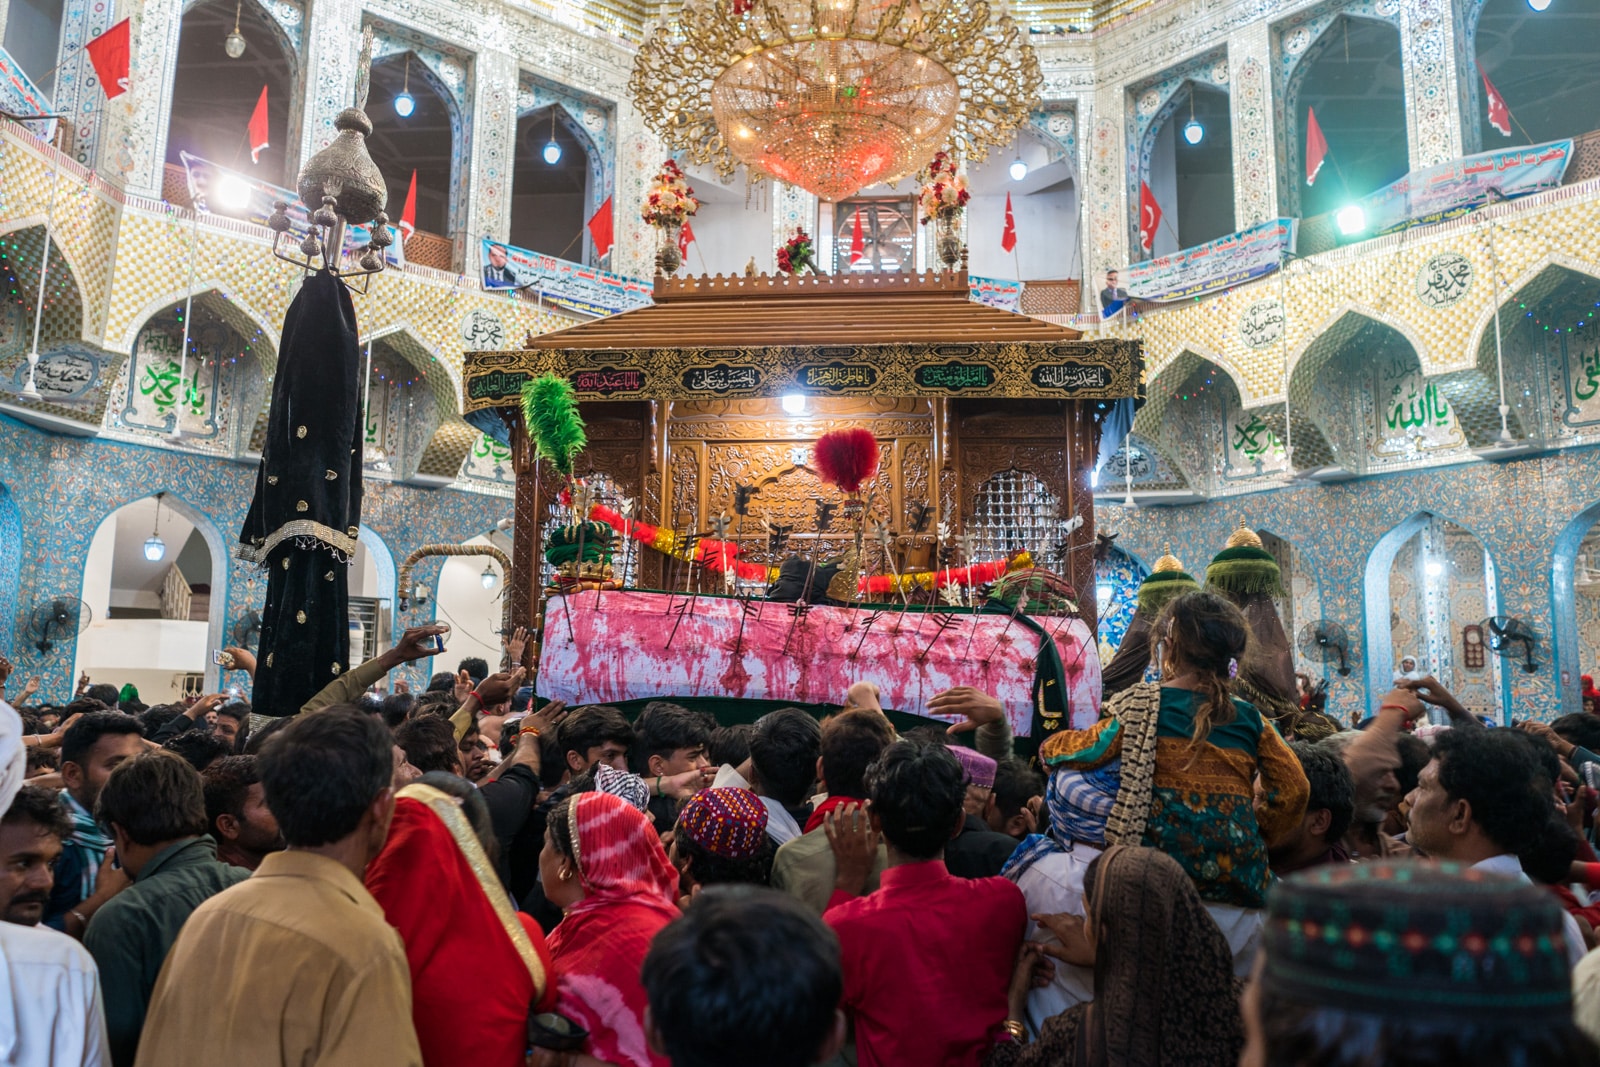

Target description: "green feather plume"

left=521, top=374, right=586, bottom=479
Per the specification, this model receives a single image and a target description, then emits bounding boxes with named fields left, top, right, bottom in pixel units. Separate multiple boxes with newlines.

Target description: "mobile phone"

left=528, top=1012, right=587, bottom=1052
left=212, top=649, right=235, bottom=668
left=227, top=687, right=242, bottom=700
left=421, top=633, right=447, bottom=654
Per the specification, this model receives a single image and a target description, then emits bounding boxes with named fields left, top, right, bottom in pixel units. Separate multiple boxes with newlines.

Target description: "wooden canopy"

left=461, top=270, right=1141, bottom=418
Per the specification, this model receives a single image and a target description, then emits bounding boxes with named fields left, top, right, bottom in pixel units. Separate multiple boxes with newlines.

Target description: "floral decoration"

left=917, top=150, right=970, bottom=224
left=776, top=227, right=816, bottom=275
left=642, top=159, right=700, bottom=228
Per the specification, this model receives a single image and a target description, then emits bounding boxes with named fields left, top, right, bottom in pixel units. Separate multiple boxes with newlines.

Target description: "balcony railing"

left=161, top=162, right=457, bottom=271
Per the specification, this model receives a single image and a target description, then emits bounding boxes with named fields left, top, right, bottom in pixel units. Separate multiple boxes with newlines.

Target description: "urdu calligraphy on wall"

left=1225, top=402, right=1288, bottom=474
left=1238, top=300, right=1285, bottom=350
left=9, top=345, right=101, bottom=401
left=1564, top=343, right=1600, bottom=428
left=460, top=310, right=507, bottom=352
left=460, top=432, right=516, bottom=485
left=1373, top=361, right=1465, bottom=457
left=1414, top=253, right=1475, bottom=310
left=115, top=322, right=224, bottom=442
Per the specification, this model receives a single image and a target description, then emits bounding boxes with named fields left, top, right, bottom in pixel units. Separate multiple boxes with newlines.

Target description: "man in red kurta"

left=823, top=739, right=1027, bottom=1067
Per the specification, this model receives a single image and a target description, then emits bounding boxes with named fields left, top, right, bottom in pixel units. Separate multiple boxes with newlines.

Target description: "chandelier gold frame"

left=629, top=0, right=1043, bottom=202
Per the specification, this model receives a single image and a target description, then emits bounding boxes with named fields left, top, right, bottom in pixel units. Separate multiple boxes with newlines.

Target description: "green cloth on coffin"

left=544, top=521, right=614, bottom=566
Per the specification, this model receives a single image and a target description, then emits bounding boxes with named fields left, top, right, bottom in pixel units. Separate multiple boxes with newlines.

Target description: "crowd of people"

left=4, top=589, right=1600, bottom=1066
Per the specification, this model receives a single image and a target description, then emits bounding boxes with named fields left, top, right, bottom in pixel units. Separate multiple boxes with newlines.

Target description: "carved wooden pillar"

left=509, top=416, right=542, bottom=671
left=1065, top=402, right=1100, bottom=636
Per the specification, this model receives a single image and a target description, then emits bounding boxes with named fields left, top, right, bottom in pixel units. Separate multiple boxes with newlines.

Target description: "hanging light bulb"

left=394, top=54, right=415, bottom=118
left=1008, top=157, right=1028, bottom=181
left=542, top=107, right=562, bottom=165
left=143, top=493, right=168, bottom=562
left=1527, top=0, right=1552, bottom=10
left=480, top=563, right=498, bottom=590
left=224, top=0, right=247, bottom=58
left=1181, top=90, right=1204, bottom=145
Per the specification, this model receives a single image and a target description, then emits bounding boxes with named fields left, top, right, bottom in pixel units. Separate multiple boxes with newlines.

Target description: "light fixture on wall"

left=1425, top=558, right=1445, bottom=578
left=394, top=55, right=415, bottom=118
left=480, top=563, right=498, bottom=590
left=1181, top=92, right=1204, bottom=145
left=781, top=393, right=807, bottom=415
left=224, top=0, right=247, bottom=59
left=1009, top=156, right=1028, bottom=181
left=1095, top=581, right=1114, bottom=612
left=542, top=108, right=562, bottom=165
left=1334, top=204, right=1366, bottom=236
left=144, top=493, right=168, bottom=563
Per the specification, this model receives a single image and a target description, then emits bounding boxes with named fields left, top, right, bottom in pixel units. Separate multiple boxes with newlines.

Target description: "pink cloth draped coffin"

left=537, top=591, right=1102, bottom=735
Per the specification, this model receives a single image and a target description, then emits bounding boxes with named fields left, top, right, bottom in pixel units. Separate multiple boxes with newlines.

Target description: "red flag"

left=84, top=18, right=130, bottom=99
left=587, top=197, right=615, bottom=259
left=398, top=169, right=417, bottom=240
left=1137, top=181, right=1162, bottom=253
left=678, top=217, right=694, bottom=257
left=1478, top=62, right=1512, bottom=138
left=247, top=86, right=270, bottom=164
left=1001, top=192, right=1017, bottom=253
left=849, top=207, right=864, bottom=265
left=1305, top=106, right=1329, bottom=187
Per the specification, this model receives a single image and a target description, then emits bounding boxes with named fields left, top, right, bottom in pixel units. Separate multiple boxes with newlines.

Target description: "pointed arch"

left=0, top=219, right=93, bottom=341
left=74, top=491, right=231, bottom=690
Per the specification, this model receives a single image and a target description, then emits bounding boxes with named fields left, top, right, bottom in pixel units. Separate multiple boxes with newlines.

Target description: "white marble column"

left=295, top=0, right=364, bottom=169
left=91, top=0, right=182, bottom=195
left=1398, top=0, right=1464, bottom=168
left=465, top=49, right=518, bottom=256
left=1084, top=82, right=1128, bottom=284
left=1228, top=23, right=1278, bottom=227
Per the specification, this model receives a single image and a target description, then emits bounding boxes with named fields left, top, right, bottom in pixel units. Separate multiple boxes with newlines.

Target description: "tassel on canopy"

left=521, top=374, right=587, bottom=480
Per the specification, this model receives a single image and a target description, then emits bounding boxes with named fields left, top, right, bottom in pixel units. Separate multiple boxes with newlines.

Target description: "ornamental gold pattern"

left=629, top=0, right=1043, bottom=202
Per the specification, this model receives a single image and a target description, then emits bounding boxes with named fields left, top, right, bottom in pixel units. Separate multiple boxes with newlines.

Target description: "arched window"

left=366, top=52, right=457, bottom=239
left=166, top=0, right=297, bottom=187
left=1287, top=16, right=1407, bottom=219
left=1468, top=0, right=1600, bottom=151
left=1145, top=83, right=1235, bottom=251
left=3, top=0, right=67, bottom=96
left=510, top=105, right=593, bottom=261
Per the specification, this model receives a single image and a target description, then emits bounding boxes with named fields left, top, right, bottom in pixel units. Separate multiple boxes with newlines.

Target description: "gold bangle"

left=1001, top=1019, right=1026, bottom=1042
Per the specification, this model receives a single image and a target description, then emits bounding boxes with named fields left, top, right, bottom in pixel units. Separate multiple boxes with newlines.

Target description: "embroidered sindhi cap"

left=951, top=746, right=997, bottom=790
left=676, top=787, right=768, bottom=859
left=1264, top=861, right=1572, bottom=1024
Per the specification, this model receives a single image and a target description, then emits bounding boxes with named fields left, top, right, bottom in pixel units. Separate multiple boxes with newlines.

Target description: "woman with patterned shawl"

left=987, top=846, right=1245, bottom=1067
left=1040, top=590, right=1308, bottom=974
left=538, top=791, right=679, bottom=1067
left=366, top=781, right=557, bottom=1066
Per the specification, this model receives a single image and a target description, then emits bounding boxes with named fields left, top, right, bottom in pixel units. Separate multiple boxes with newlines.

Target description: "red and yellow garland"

left=586, top=503, right=1031, bottom=595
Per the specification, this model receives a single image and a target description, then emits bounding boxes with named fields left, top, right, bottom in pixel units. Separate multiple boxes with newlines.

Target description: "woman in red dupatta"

left=540, top=791, right=679, bottom=1067
left=367, top=781, right=558, bottom=1066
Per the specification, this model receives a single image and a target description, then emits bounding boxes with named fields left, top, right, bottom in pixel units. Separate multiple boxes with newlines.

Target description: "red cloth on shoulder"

left=367, top=796, right=557, bottom=1067
left=805, top=794, right=860, bottom=835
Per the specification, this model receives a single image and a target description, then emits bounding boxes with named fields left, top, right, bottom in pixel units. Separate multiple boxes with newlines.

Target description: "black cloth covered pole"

left=237, top=271, right=364, bottom=715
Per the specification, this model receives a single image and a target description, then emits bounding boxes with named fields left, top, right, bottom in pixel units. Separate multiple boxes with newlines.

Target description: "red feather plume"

left=813, top=428, right=880, bottom=494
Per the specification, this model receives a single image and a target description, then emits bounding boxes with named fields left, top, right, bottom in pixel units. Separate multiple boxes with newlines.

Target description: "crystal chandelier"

left=630, top=0, right=1043, bottom=203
